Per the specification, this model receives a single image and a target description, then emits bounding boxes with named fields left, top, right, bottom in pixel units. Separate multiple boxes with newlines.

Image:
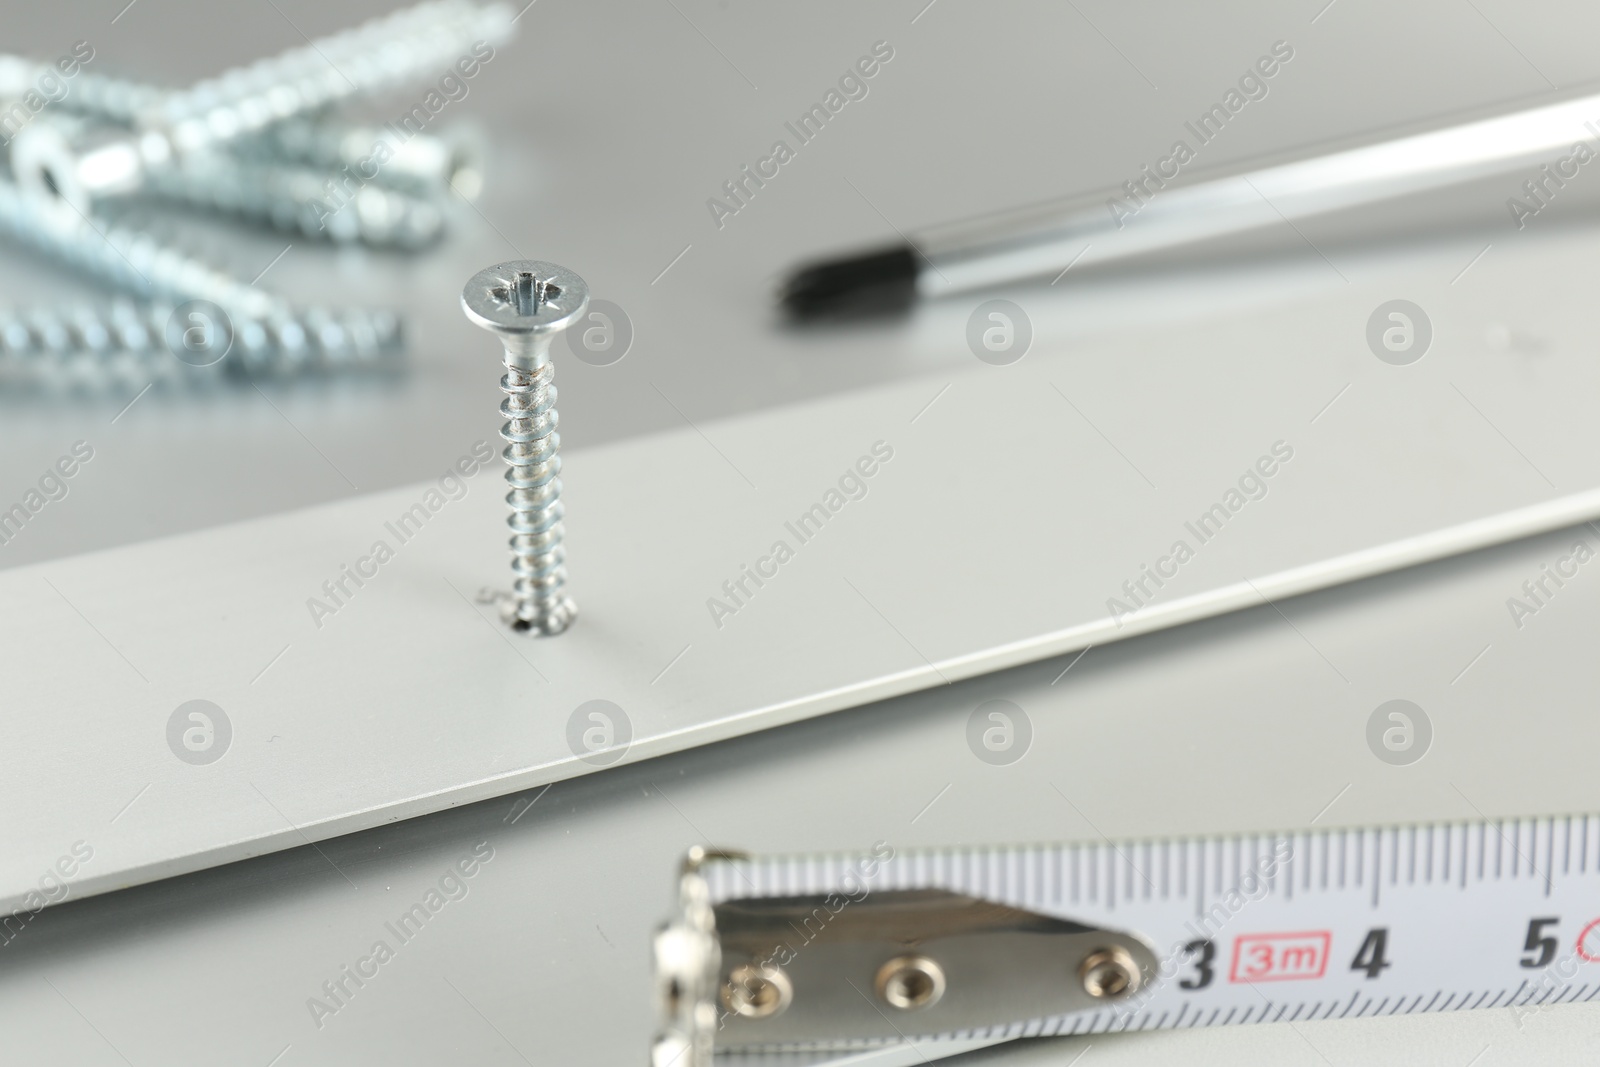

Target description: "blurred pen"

left=780, top=88, right=1600, bottom=319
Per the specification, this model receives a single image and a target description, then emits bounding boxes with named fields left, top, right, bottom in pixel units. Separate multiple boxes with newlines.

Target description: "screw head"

left=721, top=963, right=793, bottom=1019
left=461, top=260, right=590, bottom=338
left=1078, top=946, right=1140, bottom=999
left=875, top=955, right=946, bottom=1011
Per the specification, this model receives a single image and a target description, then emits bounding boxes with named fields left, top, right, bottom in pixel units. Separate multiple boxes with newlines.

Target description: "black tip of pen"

left=779, top=245, right=919, bottom=321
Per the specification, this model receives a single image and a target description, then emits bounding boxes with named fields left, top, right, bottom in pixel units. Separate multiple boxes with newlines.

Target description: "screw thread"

left=244, top=118, right=478, bottom=199
left=144, top=151, right=446, bottom=249
left=499, top=358, right=575, bottom=633
left=60, top=69, right=168, bottom=124
left=19, top=58, right=474, bottom=212
left=0, top=177, right=282, bottom=317
left=150, top=1, right=516, bottom=155
left=0, top=302, right=403, bottom=391
left=0, top=56, right=166, bottom=124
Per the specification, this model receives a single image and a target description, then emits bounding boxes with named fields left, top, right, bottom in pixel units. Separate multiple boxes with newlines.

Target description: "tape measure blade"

left=700, top=816, right=1600, bottom=1050
left=717, top=1038, right=1008, bottom=1067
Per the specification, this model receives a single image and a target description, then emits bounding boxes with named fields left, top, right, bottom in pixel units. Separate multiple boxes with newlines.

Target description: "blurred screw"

left=5, top=60, right=478, bottom=235
left=145, top=149, right=447, bottom=249
left=0, top=176, right=282, bottom=317
left=8, top=1, right=515, bottom=226
left=15, top=114, right=444, bottom=249
left=1, top=52, right=480, bottom=197
left=462, top=260, right=589, bottom=635
left=246, top=117, right=485, bottom=202
left=151, top=1, right=512, bottom=154
left=0, top=56, right=164, bottom=125
left=9, top=112, right=156, bottom=231
left=0, top=300, right=403, bottom=391
left=2, top=56, right=478, bottom=196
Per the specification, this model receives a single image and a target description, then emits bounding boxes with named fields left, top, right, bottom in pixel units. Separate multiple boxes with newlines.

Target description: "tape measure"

left=651, top=817, right=1600, bottom=1067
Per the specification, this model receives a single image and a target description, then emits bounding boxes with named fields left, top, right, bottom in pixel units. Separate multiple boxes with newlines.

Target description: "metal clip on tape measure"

left=654, top=818, right=1600, bottom=1066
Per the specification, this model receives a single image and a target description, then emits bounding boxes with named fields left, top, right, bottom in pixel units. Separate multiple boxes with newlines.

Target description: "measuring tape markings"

left=700, top=816, right=1600, bottom=1043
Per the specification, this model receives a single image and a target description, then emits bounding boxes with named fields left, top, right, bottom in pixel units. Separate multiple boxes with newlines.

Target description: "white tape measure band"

left=678, top=816, right=1600, bottom=1054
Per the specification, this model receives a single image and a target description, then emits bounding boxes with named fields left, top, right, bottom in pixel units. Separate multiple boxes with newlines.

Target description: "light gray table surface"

left=7, top=0, right=1600, bottom=1063
left=6, top=509, right=1600, bottom=1065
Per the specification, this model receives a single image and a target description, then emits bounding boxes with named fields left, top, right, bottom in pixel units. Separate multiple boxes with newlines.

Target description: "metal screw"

left=14, top=115, right=445, bottom=249
left=1078, top=946, right=1140, bottom=999
left=1, top=56, right=476, bottom=197
left=145, top=148, right=447, bottom=249
left=8, top=1, right=515, bottom=228
left=0, top=56, right=165, bottom=125
left=149, top=1, right=513, bottom=154
left=0, top=302, right=403, bottom=392
left=461, top=260, right=589, bottom=635
left=0, top=176, right=283, bottom=318
left=244, top=118, right=485, bottom=202
left=875, top=955, right=946, bottom=1011
left=6, top=60, right=478, bottom=238
left=721, top=963, right=793, bottom=1019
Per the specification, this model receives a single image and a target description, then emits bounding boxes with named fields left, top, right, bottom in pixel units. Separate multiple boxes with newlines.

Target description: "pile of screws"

left=0, top=0, right=515, bottom=393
